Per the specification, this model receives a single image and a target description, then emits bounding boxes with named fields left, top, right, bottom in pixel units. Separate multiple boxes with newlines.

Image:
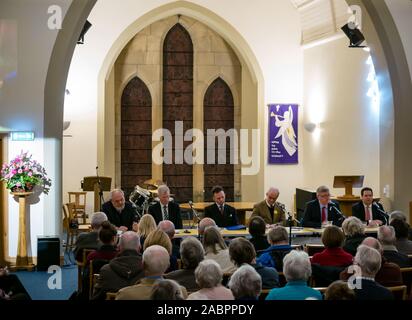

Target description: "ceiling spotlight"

left=77, top=20, right=92, bottom=44
left=341, top=22, right=365, bottom=48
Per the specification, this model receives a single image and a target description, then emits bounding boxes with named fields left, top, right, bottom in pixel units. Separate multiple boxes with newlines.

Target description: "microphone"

left=189, top=201, right=200, bottom=222
left=373, top=202, right=389, bottom=224
left=329, top=202, right=345, bottom=218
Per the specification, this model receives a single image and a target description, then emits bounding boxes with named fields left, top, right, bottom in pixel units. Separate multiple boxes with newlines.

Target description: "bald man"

left=251, top=188, right=286, bottom=226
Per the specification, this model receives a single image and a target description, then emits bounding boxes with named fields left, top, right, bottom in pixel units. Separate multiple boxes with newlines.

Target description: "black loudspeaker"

left=37, top=236, right=60, bottom=271
left=296, top=188, right=317, bottom=222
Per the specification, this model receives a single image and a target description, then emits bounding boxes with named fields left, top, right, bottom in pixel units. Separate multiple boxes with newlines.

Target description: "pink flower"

left=16, top=182, right=21, bottom=187
left=18, top=169, right=23, bottom=174
left=28, top=172, right=33, bottom=177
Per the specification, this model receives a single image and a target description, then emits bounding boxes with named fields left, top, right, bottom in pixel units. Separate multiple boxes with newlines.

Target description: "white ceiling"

left=290, top=0, right=352, bottom=45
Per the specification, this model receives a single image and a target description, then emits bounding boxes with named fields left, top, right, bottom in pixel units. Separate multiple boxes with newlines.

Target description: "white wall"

left=302, top=37, right=380, bottom=198
left=64, top=0, right=303, bottom=211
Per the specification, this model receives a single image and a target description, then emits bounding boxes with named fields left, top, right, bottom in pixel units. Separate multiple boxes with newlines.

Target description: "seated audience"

left=266, top=251, right=322, bottom=300
left=228, top=264, right=262, bottom=300
left=143, top=228, right=178, bottom=272
left=342, top=216, right=367, bottom=256
left=158, top=220, right=180, bottom=258
left=324, top=280, right=355, bottom=300
left=390, top=219, right=412, bottom=255
left=229, top=237, right=279, bottom=289
left=340, top=237, right=402, bottom=287
left=311, top=226, right=353, bottom=267
left=257, top=226, right=292, bottom=270
left=203, top=226, right=236, bottom=273
left=378, top=225, right=411, bottom=267
left=102, top=189, right=139, bottom=232
left=250, top=187, right=285, bottom=226
left=248, top=216, right=270, bottom=252
left=390, top=210, right=412, bottom=240
left=204, top=186, right=238, bottom=227
left=0, top=266, right=31, bottom=300
left=92, top=231, right=144, bottom=300
left=351, top=245, right=394, bottom=300
left=74, top=211, right=107, bottom=261
left=150, top=279, right=185, bottom=300
left=187, top=259, right=234, bottom=300
left=86, top=221, right=118, bottom=263
left=116, top=245, right=186, bottom=300
left=165, top=236, right=204, bottom=291
left=137, top=214, right=157, bottom=251
left=198, top=217, right=217, bottom=240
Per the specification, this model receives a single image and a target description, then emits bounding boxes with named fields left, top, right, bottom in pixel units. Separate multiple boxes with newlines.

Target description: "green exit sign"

left=11, top=131, right=35, bottom=141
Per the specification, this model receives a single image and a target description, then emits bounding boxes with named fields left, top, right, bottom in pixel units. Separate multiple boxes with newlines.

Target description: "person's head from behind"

left=316, top=185, right=330, bottom=206
left=142, top=245, right=170, bottom=277
left=378, top=225, right=396, bottom=246
left=389, top=210, right=406, bottom=224
left=361, top=237, right=383, bottom=255
left=150, top=279, right=184, bottom=300
left=390, top=219, right=410, bottom=240
left=180, top=236, right=204, bottom=269
left=283, top=250, right=311, bottom=282
left=342, top=216, right=365, bottom=237
left=90, top=211, right=108, bottom=231
left=248, top=216, right=266, bottom=238
left=267, top=226, right=288, bottom=246
left=158, top=220, right=175, bottom=240
left=118, top=231, right=140, bottom=253
left=321, top=225, right=345, bottom=248
left=198, top=217, right=216, bottom=235
left=228, top=237, right=256, bottom=267
left=203, top=226, right=227, bottom=254
left=265, top=187, right=280, bottom=207
left=143, top=229, right=172, bottom=255
left=138, top=214, right=157, bottom=238
left=212, top=186, right=225, bottom=206
left=325, top=281, right=355, bottom=300
left=360, top=187, right=374, bottom=206
left=157, top=185, right=170, bottom=206
left=228, top=264, right=262, bottom=300
left=195, top=259, right=223, bottom=289
left=99, top=221, right=117, bottom=245
left=354, top=245, right=381, bottom=278
left=110, top=189, right=125, bottom=211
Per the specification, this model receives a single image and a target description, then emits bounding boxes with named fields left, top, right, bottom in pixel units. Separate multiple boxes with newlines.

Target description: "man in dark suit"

left=148, top=185, right=183, bottom=229
left=352, top=187, right=388, bottom=226
left=302, top=185, right=345, bottom=228
left=102, top=189, right=139, bottom=232
left=204, top=186, right=239, bottom=227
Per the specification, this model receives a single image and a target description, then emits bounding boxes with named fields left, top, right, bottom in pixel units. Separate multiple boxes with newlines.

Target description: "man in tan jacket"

left=251, top=187, right=286, bottom=226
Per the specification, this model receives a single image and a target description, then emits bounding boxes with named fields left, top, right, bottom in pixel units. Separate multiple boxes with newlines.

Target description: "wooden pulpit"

left=333, top=175, right=364, bottom=199
left=82, top=176, right=112, bottom=212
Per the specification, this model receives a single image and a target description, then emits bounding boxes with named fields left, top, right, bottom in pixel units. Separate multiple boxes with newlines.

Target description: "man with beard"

left=102, top=189, right=138, bottom=232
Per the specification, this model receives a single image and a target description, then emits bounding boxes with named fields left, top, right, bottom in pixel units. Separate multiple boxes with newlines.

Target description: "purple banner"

left=268, top=104, right=299, bottom=164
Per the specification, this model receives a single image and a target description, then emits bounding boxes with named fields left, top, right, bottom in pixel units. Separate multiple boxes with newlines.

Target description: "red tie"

left=322, top=206, right=327, bottom=223
left=365, top=206, right=372, bottom=221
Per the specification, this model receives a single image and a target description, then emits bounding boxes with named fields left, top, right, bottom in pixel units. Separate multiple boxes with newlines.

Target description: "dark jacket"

left=352, top=201, right=388, bottom=223
left=165, top=268, right=198, bottom=292
left=383, top=248, right=411, bottom=268
left=102, top=201, right=138, bottom=231
left=148, top=201, right=183, bottom=229
left=250, top=263, right=279, bottom=289
left=250, top=235, right=270, bottom=253
left=204, top=203, right=238, bottom=227
left=343, top=234, right=367, bottom=256
left=302, top=200, right=345, bottom=228
left=74, top=231, right=100, bottom=261
left=353, top=279, right=394, bottom=300
left=92, top=249, right=144, bottom=300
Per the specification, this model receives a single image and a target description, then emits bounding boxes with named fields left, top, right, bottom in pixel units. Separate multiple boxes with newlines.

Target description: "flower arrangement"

left=0, top=151, right=52, bottom=194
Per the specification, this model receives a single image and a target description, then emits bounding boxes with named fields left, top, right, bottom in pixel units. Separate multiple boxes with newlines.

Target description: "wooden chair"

left=387, top=285, right=407, bottom=300
left=68, top=191, right=87, bottom=224
left=62, top=203, right=80, bottom=251
left=76, top=248, right=94, bottom=292
left=305, top=244, right=325, bottom=256
left=90, top=273, right=99, bottom=300
left=106, top=292, right=117, bottom=300
left=400, top=267, right=412, bottom=299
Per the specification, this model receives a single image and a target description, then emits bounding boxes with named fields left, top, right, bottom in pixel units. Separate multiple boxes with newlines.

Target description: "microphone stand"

left=188, top=201, right=200, bottom=230
left=96, top=166, right=104, bottom=211
left=373, top=202, right=389, bottom=225
left=287, top=212, right=293, bottom=246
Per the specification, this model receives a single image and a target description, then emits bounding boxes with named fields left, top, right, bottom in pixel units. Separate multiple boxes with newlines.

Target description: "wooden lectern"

left=333, top=175, right=364, bottom=199
left=82, top=176, right=112, bottom=212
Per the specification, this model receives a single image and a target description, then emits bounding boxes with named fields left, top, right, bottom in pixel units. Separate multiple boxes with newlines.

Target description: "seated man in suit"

left=250, top=187, right=286, bottom=226
left=102, top=189, right=139, bottom=232
left=352, top=187, right=388, bottom=226
left=204, top=186, right=239, bottom=227
left=148, top=185, right=182, bottom=229
left=302, top=185, right=345, bottom=228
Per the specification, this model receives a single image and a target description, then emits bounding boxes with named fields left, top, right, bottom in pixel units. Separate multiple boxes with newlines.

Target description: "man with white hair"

left=102, top=189, right=138, bottom=232
left=74, top=211, right=108, bottom=261
left=158, top=220, right=180, bottom=258
left=265, top=250, right=322, bottom=300
left=198, top=217, right=217, bottom=237
left=116, top=245, right=186, bottom=300
left=148, top=185, right=182, bottom=229
left=351, top=245, right=394, bottom=300
left=378, top=225, right=411, bottom=267
left=228, top=264, right=262, bottom=300
left=251, top=187, right=285, bottom=226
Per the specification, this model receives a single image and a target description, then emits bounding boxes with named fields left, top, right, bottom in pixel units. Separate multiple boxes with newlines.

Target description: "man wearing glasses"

left=302, top=185, right=345, bottom=228
left=251, top=187, right=286, bottom=226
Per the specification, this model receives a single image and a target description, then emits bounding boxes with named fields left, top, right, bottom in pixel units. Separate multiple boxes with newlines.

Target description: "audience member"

left=390, top=210, right=412, bottom=240
left=137, top=214, right=157, bottom=250
left=266, top=251, right=322, bottom=300
left=150, top=279, right=184, bottom=300
left=198, top=217, right=217, bottom=239
left=324, top=280, right=355, bottom=300
left=203, top=226, right=236, bottom=273
left=143, top=228, right=177, bottom=272
left=187, top=260, right=234, bottom=300
left=102, top=189, right=138, bottom=232
left=390, top=219, right=412, bottom=255
left=257, top=226, right=292, bottom=270
left=229, top=237, right=279, bottom=289
left=378, top=225, right=411, bottom=267
left=228, top=264, right=262, bottom=300
left=342, top=216, right=367, bottom=256
left=158, top=220, right=180, bottom=258
left=86, top=221, right=118, bottom=263
left=248, top=216, right=270, bottom=252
